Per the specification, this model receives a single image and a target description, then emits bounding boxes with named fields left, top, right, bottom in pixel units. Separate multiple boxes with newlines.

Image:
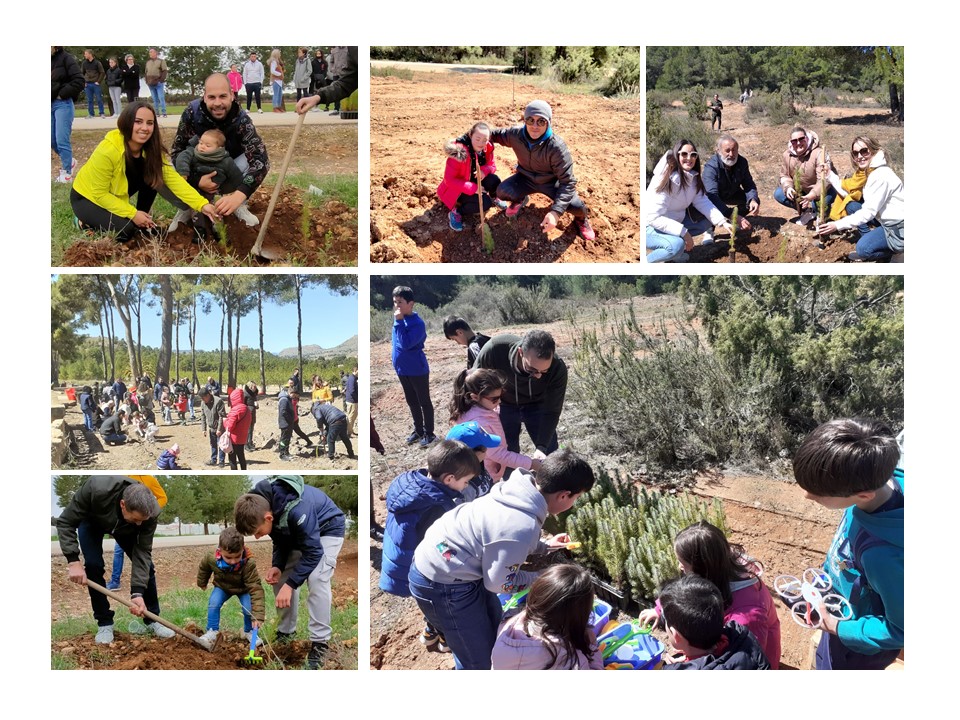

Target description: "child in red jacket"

left=436, top=122, right=508, bottom=232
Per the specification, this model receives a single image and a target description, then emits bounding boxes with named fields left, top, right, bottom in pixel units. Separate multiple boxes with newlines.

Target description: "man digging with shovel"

left=57, top=476, right=175, bottom=644
left=490, top=100, right=595, bottom=242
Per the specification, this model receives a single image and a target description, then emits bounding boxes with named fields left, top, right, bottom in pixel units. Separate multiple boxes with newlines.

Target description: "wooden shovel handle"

left=251, top=110, right=307, bottom=257
left=85, top=579, right=211, bottom=651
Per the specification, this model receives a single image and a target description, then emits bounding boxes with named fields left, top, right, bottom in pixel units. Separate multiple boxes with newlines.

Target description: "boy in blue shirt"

left=392, top=285, right=435, bottom=447
left=793, top=417, right=904, bottom=670
left=234, top=475, right=345, bottom=669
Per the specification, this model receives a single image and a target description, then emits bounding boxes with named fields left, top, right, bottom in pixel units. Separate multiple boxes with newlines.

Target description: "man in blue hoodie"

left=392, top=286, right=435, bottom=448
left=793, top=417, right=904, bottom=670
left=234, top=475, right=345, bottom=670
left=490, top=100, right=595, bottom=242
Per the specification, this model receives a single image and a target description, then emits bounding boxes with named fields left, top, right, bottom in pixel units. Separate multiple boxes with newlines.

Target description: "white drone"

left=774, top=568, right=853, bottom=629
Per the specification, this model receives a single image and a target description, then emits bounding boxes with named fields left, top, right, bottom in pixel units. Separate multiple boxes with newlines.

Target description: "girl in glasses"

left=449, top=368, right=542, bottom=482
left=816, top=136, right=904, bottom=262
left=437, top=122, right=507, bottom=232
left=645, top=139, right=733, bottom=262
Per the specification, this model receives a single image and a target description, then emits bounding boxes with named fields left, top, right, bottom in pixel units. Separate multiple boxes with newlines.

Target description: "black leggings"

left=457, top=173, right=501, bottom=216
left=228, top=444, right=247, bottom=470
left=71, top=187, right=157, bottom=240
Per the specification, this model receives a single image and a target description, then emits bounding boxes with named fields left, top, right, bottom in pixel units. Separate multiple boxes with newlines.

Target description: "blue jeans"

left=773, top=186, right=836, bottom=217
left=208, top=430, right=226, bottom=464
left=645, top=211, right=714, bottom=262
left=83, top=410, right=96, bottom=431
left=51, top=99, right=75, bottom=172
left=816, top=628, right=900, bottom=670
left=408, top=564, right=502, bottom=670
left=108, top=543, right=124, bottom=587
left=855, top=226, right=894, bottom=261
left=842, top=201, right=871, bottom=235
left=148, top=82, right=166, bottom=114
left=102, top=432, right=127, bottom=444
left=207, top=586, right=253, bottom=632
left=85, top=82, right=104, bottom=116
left=272, top=81, right=283, bottom=108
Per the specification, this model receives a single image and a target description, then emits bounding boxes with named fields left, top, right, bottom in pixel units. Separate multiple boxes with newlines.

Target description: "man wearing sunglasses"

left=490, top=100, right=595, bottom=242
left=774, top=125, right=837, bottom=226
left=472, top=329, right=567, bottom=465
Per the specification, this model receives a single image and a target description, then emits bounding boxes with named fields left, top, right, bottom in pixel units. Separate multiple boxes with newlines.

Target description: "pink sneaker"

left=505, top=196, right=528, bottom=218
left=577, top=217, right=596, bottom=241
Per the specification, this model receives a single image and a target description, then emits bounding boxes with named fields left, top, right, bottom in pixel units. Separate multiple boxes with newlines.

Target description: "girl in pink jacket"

left=449, top=368, right=542, bottom=482
left=491, top=564, right=604, bottom=670
left=436, top=122, right=508, bottom=232
left=640, top=520, right=781, bottom=668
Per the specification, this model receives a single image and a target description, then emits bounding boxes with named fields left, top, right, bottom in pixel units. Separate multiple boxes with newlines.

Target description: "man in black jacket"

left=57, top=477, right=173, bottom=644
left=311, top=401, right=355, bottom=460
left=472, top=329, right=566, bottom=460
left=51, top=46, right=84, bottom=182
left=491, top=100, right=595, bottom=241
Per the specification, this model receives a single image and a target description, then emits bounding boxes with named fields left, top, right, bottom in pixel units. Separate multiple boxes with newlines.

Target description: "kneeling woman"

left=71, top=101, right=217, bottom=242
left=645, top=139, right=732, bottom=263
left=816, top=136, right=904, bottom=262
left=437, top=122, right=507, bottom=232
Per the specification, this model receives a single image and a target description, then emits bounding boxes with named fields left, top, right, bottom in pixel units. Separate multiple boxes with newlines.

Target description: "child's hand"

left=638, top=608, right=659, bottom=628
left=545, top=533, right=571, bottom=551
left=251, top=620, right=261, bottom=629
left=275, top=584, right=294, bottom=608
left=818, top=601, right=840, bottom=635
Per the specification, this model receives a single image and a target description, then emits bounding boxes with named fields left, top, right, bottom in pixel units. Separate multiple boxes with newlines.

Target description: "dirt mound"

left=62, top=185, right=357, bottom=267
left=370, top=71, right=640, bottom=263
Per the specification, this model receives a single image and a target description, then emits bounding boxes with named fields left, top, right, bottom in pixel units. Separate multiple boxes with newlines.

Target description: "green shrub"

left=683, top=84, right=706, bottom=120
left=600, top=49, right=640, bottom=97
left=565, top=467, right=726, bottom=602
left=550, top=47, right=599, bottom=84
left=496, top=284, right=558, bottom=325
left=646, top=106, right=714, bottom=180
left=745, top=91, right=808, bottom=125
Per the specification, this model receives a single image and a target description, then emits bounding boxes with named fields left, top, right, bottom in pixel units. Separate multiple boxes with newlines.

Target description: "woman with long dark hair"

left=645, top=139, right=732, bottom=263
left=71, top=101, right=217, bottom=241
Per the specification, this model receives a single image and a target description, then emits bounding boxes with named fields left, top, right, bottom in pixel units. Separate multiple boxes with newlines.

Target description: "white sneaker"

left=258, top=108, right=263, bottom=114
left=168, top=208, right=194, bottom=233
left=244, top=630, right=264, bottom=647
left=234, top=203, right=260, bottom=227
left=197, top=629, right=219, bottom=650
left=95, top=625, right=115, bottom=644
left=700, top=230, right=714, bottom=245
left=55, top=170, right=72, bottom=183
left=148, top=622, right=176, bottom=639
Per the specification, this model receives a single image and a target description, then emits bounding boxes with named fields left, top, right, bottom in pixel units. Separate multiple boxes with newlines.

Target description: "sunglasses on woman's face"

left=790, top=137, right=807, bottom=145
left=524, top=117, right=548, bottom=127
left=852, top=147, right=872, bottom=158
left=679, top=151, right=698, bottom=159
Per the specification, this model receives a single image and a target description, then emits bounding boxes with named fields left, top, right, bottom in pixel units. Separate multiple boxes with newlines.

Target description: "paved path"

left=73, top=108, right=356, bottom=132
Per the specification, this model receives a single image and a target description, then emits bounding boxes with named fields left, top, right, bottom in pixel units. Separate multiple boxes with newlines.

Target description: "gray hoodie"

left=412, top=468, right=549, bottom=594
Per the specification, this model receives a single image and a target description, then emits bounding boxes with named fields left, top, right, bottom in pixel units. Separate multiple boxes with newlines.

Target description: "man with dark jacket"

left=659, top=575, right=771, bottom=670
left=200, top=387, right=227, bottom=466
left=243, top=381, right=259, bottom=451
left=693, top=134, right=759, bottom=243
left=491, top=100, right=595, bottom=241
left=234, top=475, right=346, bottom=669
left=51, top=46, right=84, bottom=183
left=100, top=410, right=128, bottom=445
left=295, top=46, right=358, bottom=114
left=57, top=476, right=174, bottom=644
left=392, top=286, right=435, bottom=448
left=278, top=385, right=296, bottom=460
left=310, top=49, right=329, bottom=100
left=81, top=49, right=106, bottom=118
left=311, top=401, right=355, bottom=460
left=343, top=368, right=358, bottom=436
left=472, top=329, right=567, bottom=459
left=168, top=73, right=269, bottom=229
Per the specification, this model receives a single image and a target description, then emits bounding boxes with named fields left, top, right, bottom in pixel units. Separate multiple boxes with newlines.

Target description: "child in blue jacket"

left=379, top=440, right=479, bottom=650
left=234, top=475, right=345, bottom=670
left=793, top=417, right=904, bottom=670
left=391, top=285, right=435, bottom=447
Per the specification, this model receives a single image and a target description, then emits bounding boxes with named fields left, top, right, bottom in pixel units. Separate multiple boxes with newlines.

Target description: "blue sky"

left=62, top=278, right=357, bottom=354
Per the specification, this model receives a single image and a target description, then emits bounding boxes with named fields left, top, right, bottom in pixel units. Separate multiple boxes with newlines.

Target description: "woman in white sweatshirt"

left=645, top=139, right=732, bottom=263
left=816, top=136, right=904, bottom=262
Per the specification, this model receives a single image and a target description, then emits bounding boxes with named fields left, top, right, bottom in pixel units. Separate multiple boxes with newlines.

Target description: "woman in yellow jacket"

left=71, top=101, right=217, bottom=242
left=311, top=378, right=333, bottom=403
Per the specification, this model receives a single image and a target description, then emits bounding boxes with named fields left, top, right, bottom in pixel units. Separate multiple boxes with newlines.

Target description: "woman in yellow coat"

left=71, top=101, right=217, bottom=242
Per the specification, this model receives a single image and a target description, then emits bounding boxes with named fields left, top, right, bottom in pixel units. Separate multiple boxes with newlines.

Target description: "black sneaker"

left=405, top=431, right=423, bottom=445
left=847, top=252, right=866, bottom=262
left=306, top=641, right=329, bottom=669
left=275, top=630, right=296, bottom=645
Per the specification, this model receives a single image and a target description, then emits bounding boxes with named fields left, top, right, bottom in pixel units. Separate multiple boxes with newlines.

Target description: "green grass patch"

left=284, top=172, right=358, bottom=209
left=371, top=65, right=415, bottom=81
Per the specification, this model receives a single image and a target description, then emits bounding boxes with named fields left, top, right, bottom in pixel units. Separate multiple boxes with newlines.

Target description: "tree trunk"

left=155, top=276, right=173, bottom=384
left=106, top=276, right=140, bottom=382
left=190, top=293, right=198, bottom=387
left=234, top=311, right=241, bottom=386
left=226, top=302, right=235, bottom=390
left=296, top=275, right=303, bottom=375
left=218, top=302, right=225, bottom=388
left=174, top=300, right=181, bottom=381
left=134, top=282, right=143, bottom=375
left=257, top=287, right=266, bottom=393
left=51, top=349, right=60, bottom=387
left=97, top=309, right=107, bottom=384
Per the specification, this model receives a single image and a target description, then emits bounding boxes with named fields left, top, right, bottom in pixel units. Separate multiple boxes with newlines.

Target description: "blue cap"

left=446, top=421, right=501, bottom=449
